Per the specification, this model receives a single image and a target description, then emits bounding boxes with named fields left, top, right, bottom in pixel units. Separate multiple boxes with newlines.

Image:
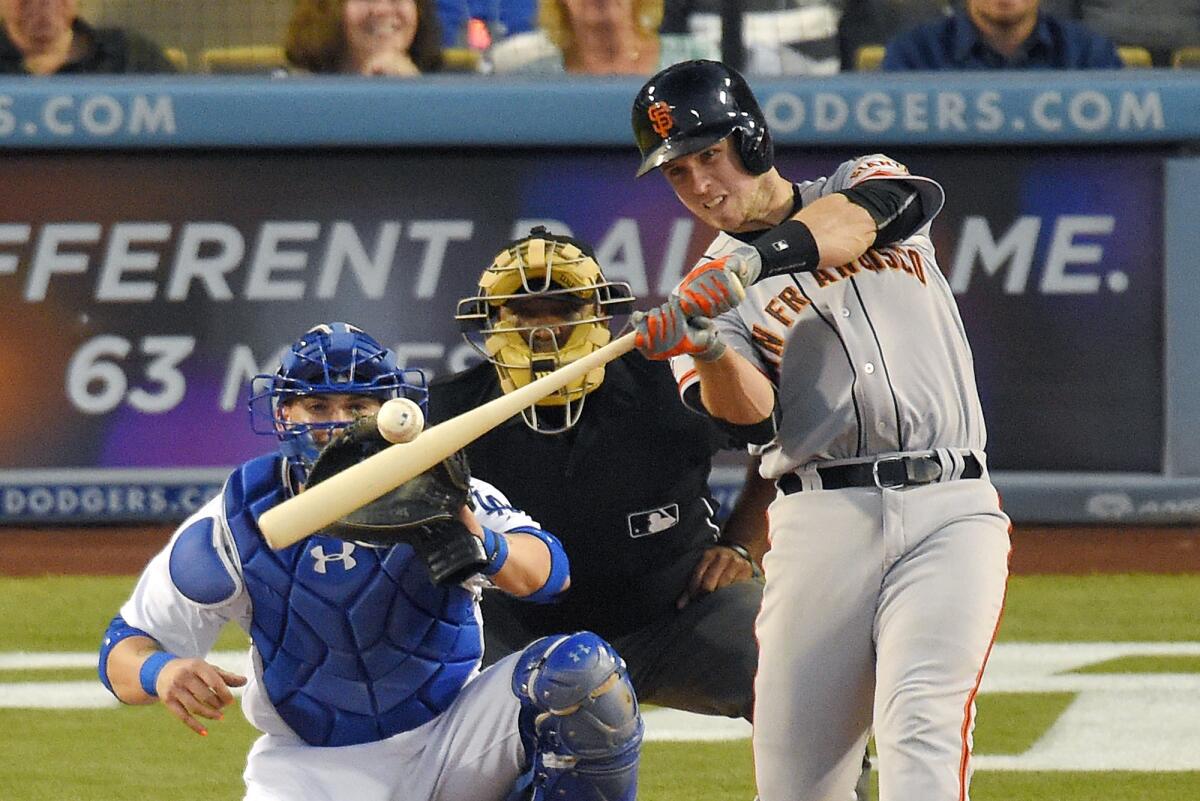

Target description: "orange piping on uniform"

left=676, top=368, right=698, bottom=393
left=958, top=537, right=1013, bottom=800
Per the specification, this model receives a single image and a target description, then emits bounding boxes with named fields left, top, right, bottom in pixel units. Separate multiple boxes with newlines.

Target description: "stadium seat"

left=442, top=47, right=482, bottom=72
left=1117, top=46, right=1153, bottom=68
left=854, top=44, right=886, bottom=71
left=201, top=45, right=288, bottom=74
left=1172, top=46, right=1200, bottom=69
left=164, top=47, right=188, bottom=72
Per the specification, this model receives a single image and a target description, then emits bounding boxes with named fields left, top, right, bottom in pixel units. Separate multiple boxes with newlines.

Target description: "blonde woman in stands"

left=285, top=0, right=443, bottom=75
left=488, top=0, right=715, bottom=75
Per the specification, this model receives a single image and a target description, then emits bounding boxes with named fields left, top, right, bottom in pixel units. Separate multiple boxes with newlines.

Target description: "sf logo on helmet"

left=648, top=101, right=674, bottom=139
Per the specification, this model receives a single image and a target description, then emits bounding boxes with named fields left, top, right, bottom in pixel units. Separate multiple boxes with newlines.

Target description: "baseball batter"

left=628, top=61, right=1011, bottom=801
left=98, top=322, right=643, bottom=801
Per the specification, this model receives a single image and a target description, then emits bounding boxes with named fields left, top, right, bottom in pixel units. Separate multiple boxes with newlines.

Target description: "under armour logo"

left=648, top=101, right=674, bottom=139
left=569, top=644, right=592, bottom=663
left=310, top=542, right=357, bottom=574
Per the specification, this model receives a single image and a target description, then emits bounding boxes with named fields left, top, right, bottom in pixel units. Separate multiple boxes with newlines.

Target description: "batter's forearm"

left=695, top=348, right=775, bottom=425
left=793, top=193, right=877, bottom=269
left=742, top=194, right=878, bottom=285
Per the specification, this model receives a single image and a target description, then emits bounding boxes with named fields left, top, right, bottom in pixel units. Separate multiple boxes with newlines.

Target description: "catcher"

left=98, top=322, right=644, bottom=801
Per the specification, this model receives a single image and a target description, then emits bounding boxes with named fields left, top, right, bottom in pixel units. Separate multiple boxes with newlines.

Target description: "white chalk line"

left=4, top=643, right=1199, bottom=770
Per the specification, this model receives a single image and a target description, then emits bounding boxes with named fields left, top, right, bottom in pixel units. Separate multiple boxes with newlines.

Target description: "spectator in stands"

left=285, top=0, right=443, bottom=75
left=1041, top=0, right=1200, bottom=67
left=882, top=0, right=1123, bottom=69
left=837, top=0, right=951, bottom=71
left=488, top=0, right=716, bottom=74
left=0, top=0, right=176, bottom=74
left=660, top=0, right=842, bottom=74
left=435, top=0, right=537, bottom=49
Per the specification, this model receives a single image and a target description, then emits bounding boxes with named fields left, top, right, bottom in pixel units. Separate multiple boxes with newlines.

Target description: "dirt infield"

left=2, top=524, right=1198, bottom=577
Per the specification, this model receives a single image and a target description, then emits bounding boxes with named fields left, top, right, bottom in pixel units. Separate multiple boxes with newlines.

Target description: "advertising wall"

left=0, top=145, right=1172, bottom=520
left=0, top=73, right=1194, bottom=524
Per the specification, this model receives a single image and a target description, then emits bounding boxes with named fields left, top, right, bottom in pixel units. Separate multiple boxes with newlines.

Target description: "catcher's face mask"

left=456, top=229, right=634, bottom=434
left=248, top=321, right=427, bottom=483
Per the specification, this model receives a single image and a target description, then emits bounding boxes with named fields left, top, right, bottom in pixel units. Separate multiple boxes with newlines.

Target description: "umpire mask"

left=456, top=228, right=634, bottom=434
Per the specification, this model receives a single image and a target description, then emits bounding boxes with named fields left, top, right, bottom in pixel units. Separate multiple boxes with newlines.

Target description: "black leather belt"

left=777, top=452, right=982, bottom=494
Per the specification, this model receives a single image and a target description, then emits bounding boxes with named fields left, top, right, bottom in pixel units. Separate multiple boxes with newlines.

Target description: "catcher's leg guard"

left=510, top=632, right=643, bottom=801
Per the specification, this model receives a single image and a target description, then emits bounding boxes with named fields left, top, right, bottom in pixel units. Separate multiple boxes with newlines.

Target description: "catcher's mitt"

left=305, top=416, right=489, bottom=585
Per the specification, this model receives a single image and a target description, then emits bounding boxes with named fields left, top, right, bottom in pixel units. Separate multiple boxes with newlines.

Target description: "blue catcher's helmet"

left=248, top=322, right=427, bottom=483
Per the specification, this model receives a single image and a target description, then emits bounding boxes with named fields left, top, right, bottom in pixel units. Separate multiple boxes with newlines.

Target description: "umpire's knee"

left=698, top=580, right=761, bottom=721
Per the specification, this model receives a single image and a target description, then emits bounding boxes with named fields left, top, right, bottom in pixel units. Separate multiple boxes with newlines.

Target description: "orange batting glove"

left=674, top=246, right=761, bottom=318
left=675, top=257, right=746, bottom=318
left=632, top=298, right=726, bottom=361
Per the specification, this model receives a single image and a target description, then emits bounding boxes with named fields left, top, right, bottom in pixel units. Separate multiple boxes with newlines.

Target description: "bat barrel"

left=259, top=331, right=637, bottom=549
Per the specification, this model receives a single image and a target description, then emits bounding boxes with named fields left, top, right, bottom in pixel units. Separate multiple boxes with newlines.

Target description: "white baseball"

left=376, top=398, right=425, bottom=444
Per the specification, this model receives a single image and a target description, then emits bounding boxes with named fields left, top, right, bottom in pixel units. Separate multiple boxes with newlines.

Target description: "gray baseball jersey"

left=671, top=154, right=1011, bottom=801
left=672, top=153, right=986, bottom=480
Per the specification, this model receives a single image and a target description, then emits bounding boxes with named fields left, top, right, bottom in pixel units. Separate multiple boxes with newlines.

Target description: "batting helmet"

left=249, top=322, right=427, bottom=482
left=631, top=59, right=773, bottom=177
left=456, top=228, right=634, bottom=433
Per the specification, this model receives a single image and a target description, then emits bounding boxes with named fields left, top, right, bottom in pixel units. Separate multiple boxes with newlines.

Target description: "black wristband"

left=751, top=219, right=820, bottom=280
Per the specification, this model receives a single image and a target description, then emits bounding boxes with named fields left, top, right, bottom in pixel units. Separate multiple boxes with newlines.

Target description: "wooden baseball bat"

left=259, top=331, right=637, bottom=550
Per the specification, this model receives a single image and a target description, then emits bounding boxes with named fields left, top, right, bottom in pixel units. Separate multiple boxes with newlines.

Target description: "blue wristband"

left=139, top=651, right=178, bottom=697
left=481, top=527, right=509, bottom=576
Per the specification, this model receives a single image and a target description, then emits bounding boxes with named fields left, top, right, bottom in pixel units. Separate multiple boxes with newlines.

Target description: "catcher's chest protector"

left=224, top=455, right=483, bottom=747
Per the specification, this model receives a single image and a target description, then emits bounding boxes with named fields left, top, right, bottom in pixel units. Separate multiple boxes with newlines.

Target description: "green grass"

left=0, top=575, right=249, bottom=652
left=5, top=708, right=1197, bottom=801
left=640, top=742, right=755, bottom=801
left=0, top=707, right=258, bottom=801
left=1, top=576, right=137, bottom=651
left=999, top=574, right=1200, bottom=642
left=0, top=668, right=98, bottom=682
left=1069, top=655, right=1200, bottom=673
left=973, top=693, right=1076, bottom=754
left=3, top=572, right=1200, bottom=800
left=6, top=573, right=1198, bottom=651
left=971, top=771, right=1200, bottom=801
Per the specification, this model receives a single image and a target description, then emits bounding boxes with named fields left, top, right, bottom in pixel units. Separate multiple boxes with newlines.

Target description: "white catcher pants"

left=753, top=478, right=1010, bottom=801
left=241, top=652, right=525, bottom=801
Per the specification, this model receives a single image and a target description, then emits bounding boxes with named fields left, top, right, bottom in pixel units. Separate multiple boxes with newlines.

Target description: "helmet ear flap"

left=734, top=126, right=773, bottom=176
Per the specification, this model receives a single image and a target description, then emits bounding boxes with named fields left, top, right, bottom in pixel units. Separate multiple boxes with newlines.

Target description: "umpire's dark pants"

left=481, top=578, right=763, bottom=721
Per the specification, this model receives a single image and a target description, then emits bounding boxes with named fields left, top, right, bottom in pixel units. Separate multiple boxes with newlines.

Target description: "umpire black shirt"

left=429, top=352, right=731, bottom=639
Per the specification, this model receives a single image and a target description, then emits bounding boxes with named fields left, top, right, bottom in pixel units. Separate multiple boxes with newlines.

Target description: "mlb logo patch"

left=627, top=504, right=680, bottom=538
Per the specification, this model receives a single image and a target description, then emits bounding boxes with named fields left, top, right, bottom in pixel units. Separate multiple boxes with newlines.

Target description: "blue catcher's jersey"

left=225, top=454, right=483, bottom=747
